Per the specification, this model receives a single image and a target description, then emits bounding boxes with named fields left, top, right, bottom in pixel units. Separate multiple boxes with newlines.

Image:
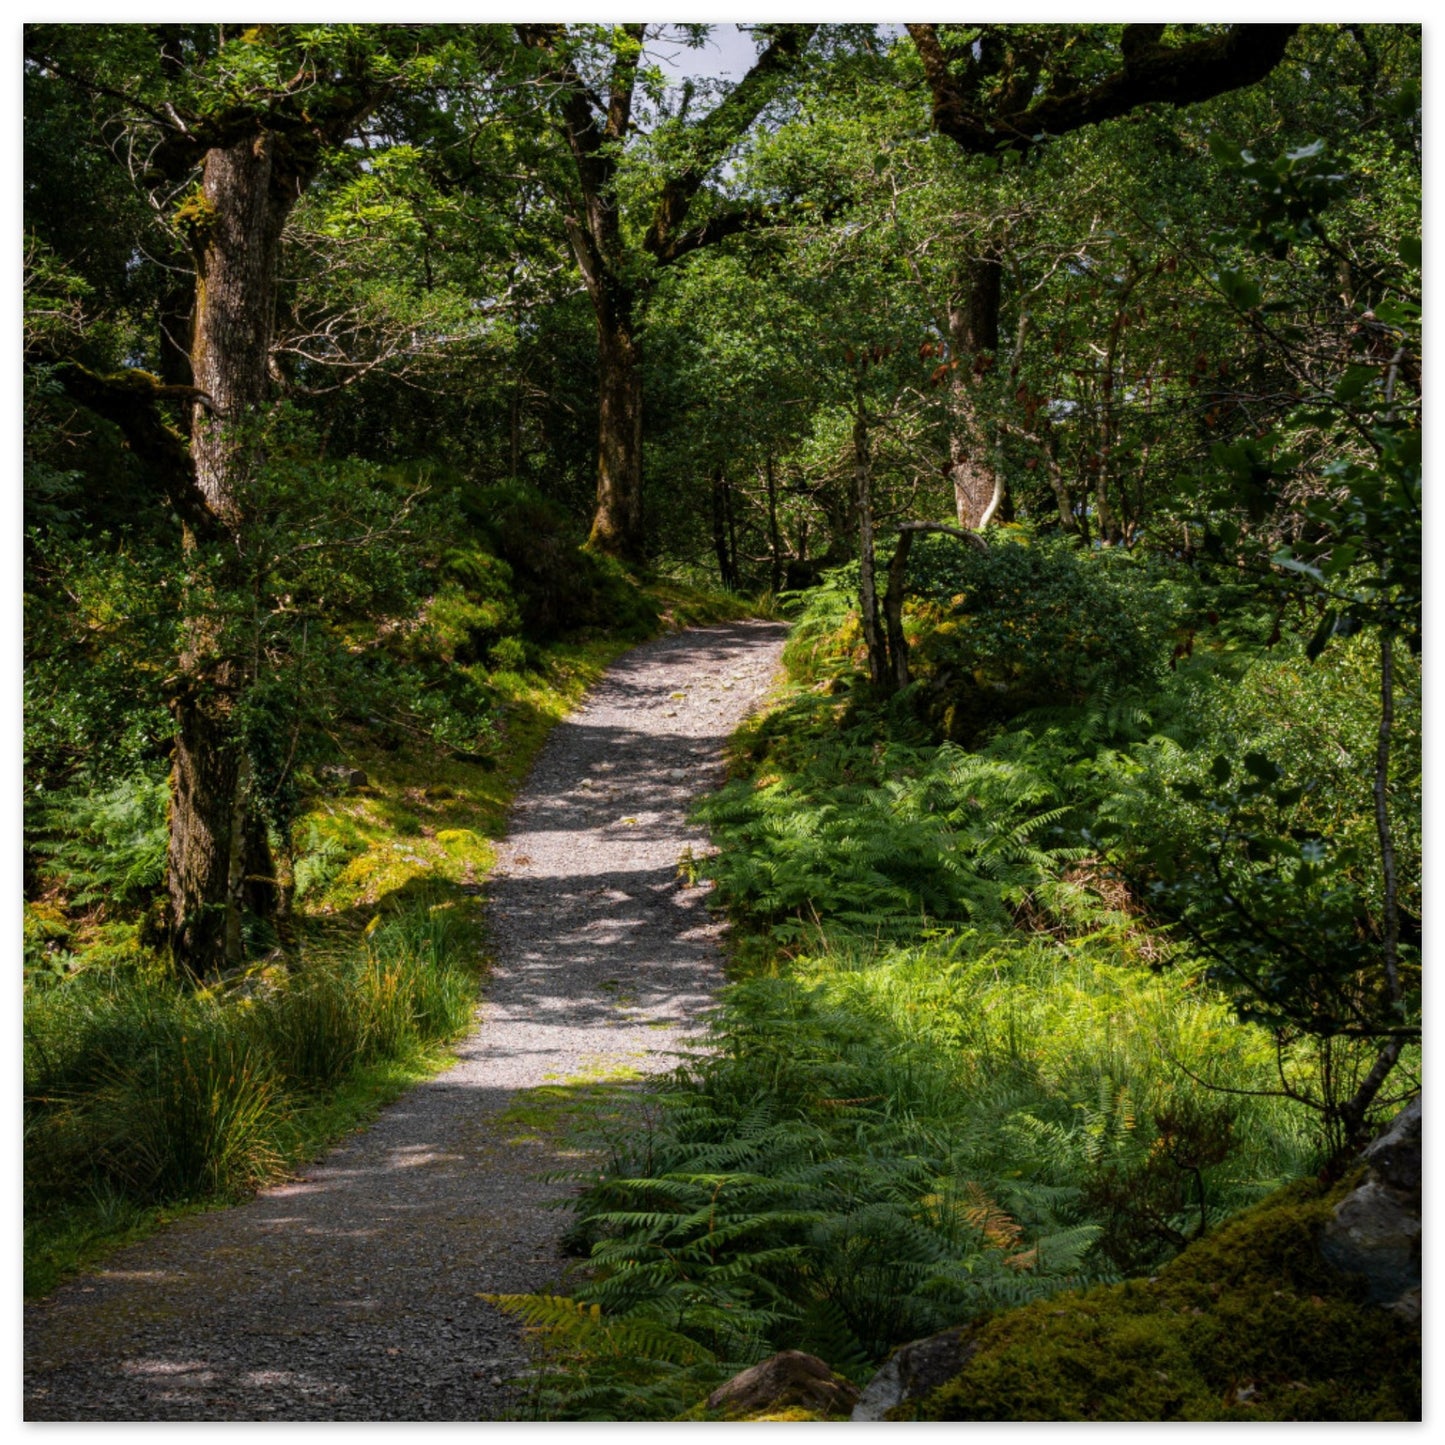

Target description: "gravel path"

left=23, top=619, right=789, bottom=1421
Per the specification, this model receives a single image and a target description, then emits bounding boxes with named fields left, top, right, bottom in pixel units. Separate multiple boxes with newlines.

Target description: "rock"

left=851, top=1326, right=978, bottom=1421
left=1359, top=1095, right=1421, bottom=1198
left=706, top=1351, right=859, bottom=1420
left=320, top=764, right=368, bottom=789
left=1319, top=1097, right=1421, bottom=1319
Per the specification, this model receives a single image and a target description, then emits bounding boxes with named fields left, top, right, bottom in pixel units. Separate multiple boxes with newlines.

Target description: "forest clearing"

left=23, top=22, right=1419, bottom=1421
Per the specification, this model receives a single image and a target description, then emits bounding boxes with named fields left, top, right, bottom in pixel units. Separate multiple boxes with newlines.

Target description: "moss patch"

left=905, top=1178, right=1419, bottom=1422
left=497, top=1066, right=646, bottom=1146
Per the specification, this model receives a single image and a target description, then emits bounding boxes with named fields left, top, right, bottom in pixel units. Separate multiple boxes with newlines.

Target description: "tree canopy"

left=23, top=27, right=1420, bottom=1403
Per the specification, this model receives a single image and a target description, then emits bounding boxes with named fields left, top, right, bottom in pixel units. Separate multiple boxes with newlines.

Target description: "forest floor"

left=23, top=619, right=789, bottom=1422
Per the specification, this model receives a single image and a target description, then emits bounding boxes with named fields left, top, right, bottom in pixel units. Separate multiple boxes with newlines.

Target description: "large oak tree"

left=26, top=23, right=478, bottom=975
left=904, top=22, right=1298, bottom=531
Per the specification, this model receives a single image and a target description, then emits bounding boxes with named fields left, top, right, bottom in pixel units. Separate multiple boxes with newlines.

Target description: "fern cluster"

left=496, top=929, right=1314, bottom=1419
left=492, top=555, right=1409, bottom=1420
left=700, top=699, right=1092, bottom=946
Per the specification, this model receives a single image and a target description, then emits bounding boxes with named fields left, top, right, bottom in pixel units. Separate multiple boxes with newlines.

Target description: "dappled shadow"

left=23, top=619, right=788, bottom=1422
left=25, top=1077, right=586, bottom=1419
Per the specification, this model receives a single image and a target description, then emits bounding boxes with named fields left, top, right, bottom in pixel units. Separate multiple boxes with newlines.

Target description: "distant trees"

left=516, top=23, right=817, bottom=562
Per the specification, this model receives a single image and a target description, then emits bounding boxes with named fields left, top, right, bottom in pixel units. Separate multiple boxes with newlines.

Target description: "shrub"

left=458, top=481, right=658, bottom=640
left=90, top=1017, right=282, bottom=1203
left=903, top=530, right=1190, bottom=744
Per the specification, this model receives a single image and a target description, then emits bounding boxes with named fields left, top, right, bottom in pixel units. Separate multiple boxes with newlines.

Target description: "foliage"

left=499, top=919, right=1321, bottom=1419
left=902, top=529, right=1192, bottom=742
left=905, top=1177, right=1419, bottom=1421
left=457, top=481, right=659, bottom=641
left=701, top=704, right=1082, bottom=942
left=1097, top=637, right=1420, bottom=1154
left=33, top=771, right=170, bottom=913
left=23, top=891, right=478, bottom=1276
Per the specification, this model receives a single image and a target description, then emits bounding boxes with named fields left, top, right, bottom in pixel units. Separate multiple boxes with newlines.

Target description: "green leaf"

left=1333, top=364, right=1380, bottom=404
left=1284, top=139, right=1326, bottom=165
left=1243, top=753, right=1282, bottom=783
left=1373, top=299, right=1419, bottom=328
left=1397, top=235, right=1422, bottom=270
left=1272, top=550, right=1325, bottom=585
left=1216, top=269, right=1262, bottom=310
left=1304, top=608, right=1337, bottom=661
left=1207, top=133, right=1245, bottom=166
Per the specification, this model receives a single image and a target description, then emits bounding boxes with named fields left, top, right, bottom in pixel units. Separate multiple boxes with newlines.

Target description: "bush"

left=902, top=530, right=1190, bottom=744
left=458, top=481, right=658, bottom=640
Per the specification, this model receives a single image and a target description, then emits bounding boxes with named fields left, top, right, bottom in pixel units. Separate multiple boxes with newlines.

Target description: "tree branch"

left=907, top=23, right=1297, bottom=154
left=644, top=24, right=817, bottom=263
left=50, top=361, right=222, bottom=540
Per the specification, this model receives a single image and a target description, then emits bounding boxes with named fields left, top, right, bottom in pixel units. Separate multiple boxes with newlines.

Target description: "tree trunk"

left=947, top=254, right=1005, bottom=530
left=585, top=289, right=646, bottom=562
left=167, top=132, right=293, bottom=977
left=765, top=453, right=783, bottom=594
left=711, top=467, right=738, bottom=590
left=724, top=469, right=741, bottom=586
left=882, top=528, right=915, bottom=693
left=189, top=134, right=289, bottom=517
left=853, top=385, right=888, bottom=690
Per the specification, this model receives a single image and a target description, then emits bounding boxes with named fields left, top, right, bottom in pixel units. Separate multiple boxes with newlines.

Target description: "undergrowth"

left=489, top=545, right=1406, bottom=1422
left=23, top=573, right=764, bottom=1299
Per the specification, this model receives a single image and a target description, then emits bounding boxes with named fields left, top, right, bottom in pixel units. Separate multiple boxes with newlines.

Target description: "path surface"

left=24, top=620, right=788, bottom=1421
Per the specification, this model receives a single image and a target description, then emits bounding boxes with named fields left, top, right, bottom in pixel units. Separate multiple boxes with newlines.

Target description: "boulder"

left=1319, top=1097, right=1421, bottom=1320
left=851, top=1326, right=978, bottom=1421
left=706, top=1350, right=859, bottom=1420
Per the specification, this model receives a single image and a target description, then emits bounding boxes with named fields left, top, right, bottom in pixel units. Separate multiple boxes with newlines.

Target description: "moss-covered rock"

left=901, top=1177, right=1419, bottom=1421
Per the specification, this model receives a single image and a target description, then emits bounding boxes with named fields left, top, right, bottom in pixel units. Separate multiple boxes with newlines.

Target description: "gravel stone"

left=24, top=620, right=788, bottom=1421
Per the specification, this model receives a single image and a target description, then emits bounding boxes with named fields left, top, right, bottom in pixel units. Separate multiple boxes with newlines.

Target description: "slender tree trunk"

left=853, top=383, right=888, bottom=689
left=724, top=470, right=740, bottom=586
left=167, top=132, right=293, bottom=977
left=509, top=380, right=522, bottom=477
left=882, top=528, right=915, bottom=692
left=711, top=467, right=738, bottom=590
left=1336, top=626, right=1408, bottom=1151
left=765, top=453, right=783, bottom=594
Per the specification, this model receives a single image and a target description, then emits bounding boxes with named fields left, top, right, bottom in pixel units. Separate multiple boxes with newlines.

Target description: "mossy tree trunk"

left=167, top=132, right=298, bottom=976
left=26, top=26, right=437, bottom=978
left=946, top=253, right=1005, bottom=531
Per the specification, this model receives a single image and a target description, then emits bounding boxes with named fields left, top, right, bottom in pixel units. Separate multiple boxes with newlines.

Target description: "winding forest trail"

left=24, top=620, right=789, bottom=1421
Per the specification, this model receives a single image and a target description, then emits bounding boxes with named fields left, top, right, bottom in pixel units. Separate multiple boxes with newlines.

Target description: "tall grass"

left=23, top=896, right=478, bottom=1294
